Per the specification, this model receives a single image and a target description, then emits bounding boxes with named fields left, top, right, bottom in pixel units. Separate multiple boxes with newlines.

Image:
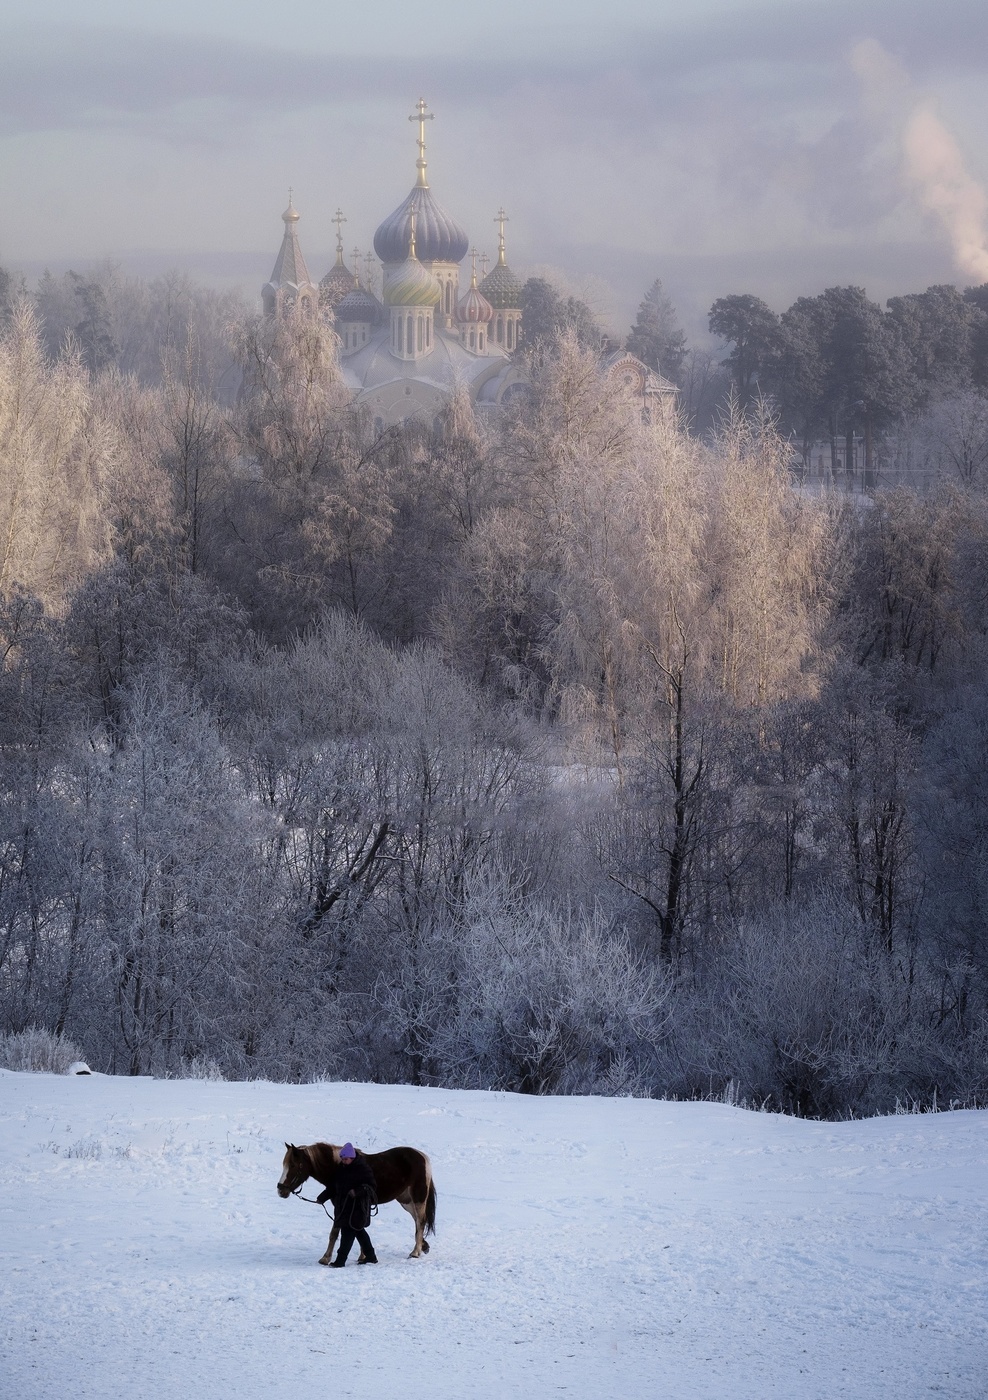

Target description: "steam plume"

left=851, top=38, right=988, bottom=283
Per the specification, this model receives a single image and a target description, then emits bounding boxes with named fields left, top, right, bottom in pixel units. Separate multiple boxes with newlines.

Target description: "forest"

left=0, top=260, right=987, bottom=1118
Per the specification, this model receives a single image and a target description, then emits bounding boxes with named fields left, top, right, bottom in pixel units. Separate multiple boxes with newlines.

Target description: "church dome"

left=320, top=261, right=357, bottom=310
left=479, top=262, right=523, bottom=310
left=456, top=280, right=493, bottom=324
left=374, top=187, right=469, bottom=265
left=385, top=252, right=442, bottom=307
left=335, top=285, right=383, bottom=323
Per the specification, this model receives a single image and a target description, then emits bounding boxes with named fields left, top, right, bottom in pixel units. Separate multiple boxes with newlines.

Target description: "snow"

left=1, top=1071, right=986, bottom=1399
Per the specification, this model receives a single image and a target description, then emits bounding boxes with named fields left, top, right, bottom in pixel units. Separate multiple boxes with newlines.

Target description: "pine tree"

left=626, top=279, right=687, bottom=384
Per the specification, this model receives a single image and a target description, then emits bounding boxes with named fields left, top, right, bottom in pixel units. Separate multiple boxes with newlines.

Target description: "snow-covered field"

left=1, top=1071, right=985, bottom=1399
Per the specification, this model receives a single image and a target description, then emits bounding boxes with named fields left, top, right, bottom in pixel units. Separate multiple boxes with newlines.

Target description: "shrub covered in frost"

left=0, top=1027, right=86, bottom=1074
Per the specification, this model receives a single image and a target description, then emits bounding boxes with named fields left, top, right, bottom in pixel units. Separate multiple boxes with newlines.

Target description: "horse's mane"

left=304, top=1141, right=341, bottom=1183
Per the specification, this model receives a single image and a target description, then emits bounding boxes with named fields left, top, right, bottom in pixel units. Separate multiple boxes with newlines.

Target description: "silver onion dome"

left=374, top=186, right=469, bottom=265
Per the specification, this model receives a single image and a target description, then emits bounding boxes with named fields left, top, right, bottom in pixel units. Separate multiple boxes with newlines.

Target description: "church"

left=261, top=100, right=672, bottom=429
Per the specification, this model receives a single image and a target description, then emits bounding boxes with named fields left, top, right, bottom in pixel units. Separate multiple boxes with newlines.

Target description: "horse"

left=278, top=1141, right=436, bottom=1264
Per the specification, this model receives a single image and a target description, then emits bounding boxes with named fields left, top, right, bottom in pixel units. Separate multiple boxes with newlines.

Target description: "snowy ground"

left=1, top=1072, right=986, bottom=1399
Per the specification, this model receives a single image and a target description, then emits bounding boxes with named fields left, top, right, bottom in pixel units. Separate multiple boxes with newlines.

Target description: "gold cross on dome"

left=495, top=208, right=508, bottom=266
left=470, top=248, right=479, bottom=286
left=332, top=208, right=346, bottom=255
left=409, top=99, right=434, bottom=188
left=352, top=247, right=362, bottom=286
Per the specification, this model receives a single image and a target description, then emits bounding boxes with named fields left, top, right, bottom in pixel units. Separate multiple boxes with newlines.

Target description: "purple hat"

left=340, top=1142, right=356, bottom=1159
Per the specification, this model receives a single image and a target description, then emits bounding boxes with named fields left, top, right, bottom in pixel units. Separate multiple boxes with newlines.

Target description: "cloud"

left=3, top=0, right=986, bottom=142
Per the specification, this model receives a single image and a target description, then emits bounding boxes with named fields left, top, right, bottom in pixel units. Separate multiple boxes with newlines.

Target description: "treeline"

left=708, top=283, right=988, bottom=478
left=0, top=276, right=987, bottom=1116
left=522, top=271, right=988, bottom=467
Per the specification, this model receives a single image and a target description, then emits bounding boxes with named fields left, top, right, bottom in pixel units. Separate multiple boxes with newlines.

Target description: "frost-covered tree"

left=0, top=302, right=114, bottom=605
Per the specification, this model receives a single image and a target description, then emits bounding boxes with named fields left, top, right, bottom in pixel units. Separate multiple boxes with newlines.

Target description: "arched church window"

left=417, top=316, right=424, bottom=352
left=406, top=316, right=414, bottom=356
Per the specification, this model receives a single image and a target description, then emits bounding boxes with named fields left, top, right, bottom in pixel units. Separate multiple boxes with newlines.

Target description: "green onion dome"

left=385, top=254, right=441, bottom=308
left=478, top=261, right=523, bottom=310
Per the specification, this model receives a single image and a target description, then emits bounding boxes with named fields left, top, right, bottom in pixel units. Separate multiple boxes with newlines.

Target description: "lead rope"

left=291, top=1185, right=332, bottom=1218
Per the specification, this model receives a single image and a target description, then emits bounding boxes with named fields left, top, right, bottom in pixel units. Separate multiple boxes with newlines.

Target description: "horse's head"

left=277, top=1142, right=310, bottom=1198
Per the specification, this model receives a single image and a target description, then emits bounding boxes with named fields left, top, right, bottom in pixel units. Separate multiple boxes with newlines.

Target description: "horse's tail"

left=424, top=1178, right=437, bottom=1237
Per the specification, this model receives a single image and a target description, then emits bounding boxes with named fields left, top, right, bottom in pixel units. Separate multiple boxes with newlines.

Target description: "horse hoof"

left=318, top=1256, right=332, bottom=1266
left=422, top=1241, right=430, bottom=1254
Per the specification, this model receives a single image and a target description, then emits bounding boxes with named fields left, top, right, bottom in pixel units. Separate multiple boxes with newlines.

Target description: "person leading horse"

left=320, top=1141, right=377, bottom=1267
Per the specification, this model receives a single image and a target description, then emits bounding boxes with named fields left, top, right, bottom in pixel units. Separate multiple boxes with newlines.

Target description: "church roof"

left=479, top=211, right=522, bottom=308
left=478, top=262, right=522, bottom=310
left=340, top=325, right=507, bottom=397
left=374, top=186, right=469, bottom=265
left=457, top=273, right=493, bottom=324
left=264, top=201, right=315, bottom=298
left=335, top=285, right=383, bottom=323
left=320, top=257, right=357, bottom=309
left=385, top=247, right=442, bottom=308
left=373, top=100, right=469, bottom=264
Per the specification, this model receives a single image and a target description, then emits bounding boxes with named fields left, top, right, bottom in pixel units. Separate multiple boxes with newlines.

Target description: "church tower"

left=373, top=100, right=469, bottom=329
left=319, top=208, right=357, bottom=313
left=385, top=214, right=442, bottom=361
left=479, top=208, right=523, bottom=352
left=335, top=252, right=383, bottom=356
left=456, top=250, right=494, bottom=355
left=262, top=196, right=318, bottom=318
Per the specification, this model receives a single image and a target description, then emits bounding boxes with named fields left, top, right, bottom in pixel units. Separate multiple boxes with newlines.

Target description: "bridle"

left=283, top=1155, right=331, bottom=1215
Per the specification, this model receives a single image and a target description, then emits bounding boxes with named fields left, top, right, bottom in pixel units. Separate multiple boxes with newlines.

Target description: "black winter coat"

left=330, top=1156, right=377, bottom=1230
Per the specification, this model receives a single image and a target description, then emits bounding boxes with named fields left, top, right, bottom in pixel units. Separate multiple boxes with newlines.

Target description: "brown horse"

left=278, top=1142, right=436, bottom=1264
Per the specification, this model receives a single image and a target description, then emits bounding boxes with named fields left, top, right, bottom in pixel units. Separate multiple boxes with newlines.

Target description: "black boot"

left=329, top=1257, right=346, bottom=1268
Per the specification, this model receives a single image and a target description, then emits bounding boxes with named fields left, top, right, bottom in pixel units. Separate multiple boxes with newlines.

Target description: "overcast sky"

left=2, top=0, right=987, bottom=337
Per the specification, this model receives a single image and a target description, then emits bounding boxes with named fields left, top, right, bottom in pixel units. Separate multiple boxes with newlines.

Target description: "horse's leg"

left=397, top=1192, right=425, bottom=1258
left=318, top=1223, right=340, bottom=1266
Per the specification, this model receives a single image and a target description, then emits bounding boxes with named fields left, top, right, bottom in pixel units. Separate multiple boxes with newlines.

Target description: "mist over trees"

left=1, top=259, right=987, bottom=1117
